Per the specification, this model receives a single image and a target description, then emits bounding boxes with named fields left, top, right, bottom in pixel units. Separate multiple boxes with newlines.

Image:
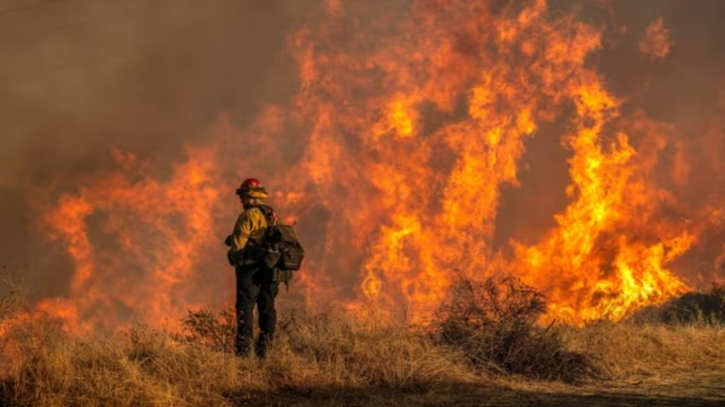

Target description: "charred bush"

left=434, top=276, right=604, bottom=383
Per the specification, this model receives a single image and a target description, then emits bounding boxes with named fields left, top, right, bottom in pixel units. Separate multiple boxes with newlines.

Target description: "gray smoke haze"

left=1, top=1, right=277, bottom=175
left=0, top=0, right=312, bottom=295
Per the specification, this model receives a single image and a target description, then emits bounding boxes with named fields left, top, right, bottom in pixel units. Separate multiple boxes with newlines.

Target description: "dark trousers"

left=235, top=263, right=279, bottom=357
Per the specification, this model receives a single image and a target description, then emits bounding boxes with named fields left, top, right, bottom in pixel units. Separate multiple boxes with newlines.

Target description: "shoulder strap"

left=255, top=204, right=278, bottom=226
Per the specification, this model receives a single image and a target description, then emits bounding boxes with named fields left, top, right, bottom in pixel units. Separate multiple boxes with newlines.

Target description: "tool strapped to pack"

left=250, top=204, right=305, bottom=288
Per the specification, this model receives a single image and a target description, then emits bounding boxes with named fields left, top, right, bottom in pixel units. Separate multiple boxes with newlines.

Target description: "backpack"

left=251, top=205, right=305, bottom=288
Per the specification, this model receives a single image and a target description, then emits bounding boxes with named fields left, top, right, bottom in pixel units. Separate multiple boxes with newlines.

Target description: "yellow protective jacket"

left=228, top=206, right=269, bottom=265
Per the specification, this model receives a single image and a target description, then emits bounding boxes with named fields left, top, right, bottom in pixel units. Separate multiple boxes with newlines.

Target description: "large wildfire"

left=3, top=0, right=724, bottom=332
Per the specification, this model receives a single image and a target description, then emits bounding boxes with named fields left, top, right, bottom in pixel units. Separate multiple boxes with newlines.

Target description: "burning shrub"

left=434, top=276, right=604, bottom=382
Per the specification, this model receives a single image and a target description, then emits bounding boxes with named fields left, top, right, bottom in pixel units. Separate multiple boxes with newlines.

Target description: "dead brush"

left=434, top=276, right=606, bottom=383
left=662, top=282, right=725, bottom=325
left=630, top=282, right=725, bottom=326
left=173, top=307, right=236, bottom=353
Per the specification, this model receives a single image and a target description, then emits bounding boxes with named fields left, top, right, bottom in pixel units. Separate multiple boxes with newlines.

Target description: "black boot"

left=255, top=332, right=273, bottom=358
left=236, top=335, right=253, bottom=358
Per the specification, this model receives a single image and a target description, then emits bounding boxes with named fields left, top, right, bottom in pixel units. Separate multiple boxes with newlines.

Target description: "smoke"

left=0, top=0, right=307, bottom=297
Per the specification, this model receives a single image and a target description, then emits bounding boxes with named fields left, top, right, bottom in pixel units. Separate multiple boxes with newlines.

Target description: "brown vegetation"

left=1, top=278, right=724, bottom=406
left=1, top=308, right=473, bottom=406
left=434, top=277, right=606, bottom=383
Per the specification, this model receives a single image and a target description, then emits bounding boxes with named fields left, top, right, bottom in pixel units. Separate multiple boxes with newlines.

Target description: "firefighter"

left=225, top=178, right=278, bottom=357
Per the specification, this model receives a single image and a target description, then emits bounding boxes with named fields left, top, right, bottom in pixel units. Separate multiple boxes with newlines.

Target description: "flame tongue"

left=513, top=82, right=693, bottom=323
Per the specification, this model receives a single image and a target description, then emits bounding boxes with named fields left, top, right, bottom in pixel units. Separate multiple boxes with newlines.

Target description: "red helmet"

left=241, top=178, right=261, bottom=190
left=236, top=178, right=268, bottom=199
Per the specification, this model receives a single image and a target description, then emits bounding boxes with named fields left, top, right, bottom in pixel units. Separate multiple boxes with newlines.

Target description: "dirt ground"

left=232, top=373, right=725, bottom=407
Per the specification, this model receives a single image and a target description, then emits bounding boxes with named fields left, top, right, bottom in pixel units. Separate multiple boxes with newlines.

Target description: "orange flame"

left=22, top=0, right=725, bottom=332
left=37, top=147, right=223, bottom=330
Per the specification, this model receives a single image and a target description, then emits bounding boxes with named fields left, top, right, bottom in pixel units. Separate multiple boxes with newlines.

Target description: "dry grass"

left=8, top=329, right=245, bottom=407
left=561, top=321, right=725, bottom=380
left=1, top=278, right=725, bottom=406
left=1, top=310, right=475, bottom=407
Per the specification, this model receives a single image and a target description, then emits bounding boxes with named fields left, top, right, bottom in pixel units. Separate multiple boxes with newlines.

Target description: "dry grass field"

left=1, top=279, right=724, bottom=406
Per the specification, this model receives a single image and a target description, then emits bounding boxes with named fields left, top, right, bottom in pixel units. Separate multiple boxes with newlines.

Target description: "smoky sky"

left=1, top=0, right=724, bottom=299
left=0, top=0, right=311, bottom=288
left=0, top=0, right=303, bottom=180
